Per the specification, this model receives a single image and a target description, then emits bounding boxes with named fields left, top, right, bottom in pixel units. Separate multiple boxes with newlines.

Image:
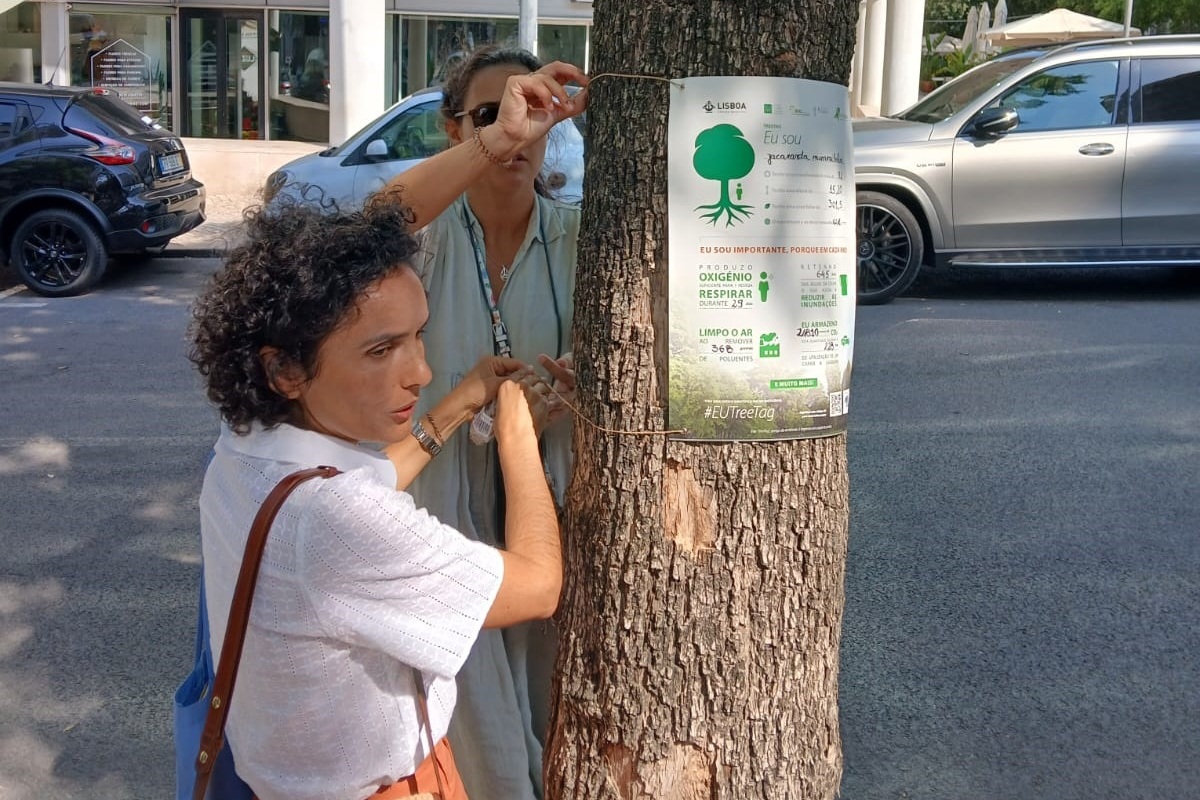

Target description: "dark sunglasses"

left=454, top=101, right=501, bottom=129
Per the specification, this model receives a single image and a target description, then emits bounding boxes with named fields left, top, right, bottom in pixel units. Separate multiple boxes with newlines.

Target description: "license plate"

left=158, top=152, right=185, bottom=174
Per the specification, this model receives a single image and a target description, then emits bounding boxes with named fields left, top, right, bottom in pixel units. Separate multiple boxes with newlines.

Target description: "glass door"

left=180, top=10, right=263, bottom=139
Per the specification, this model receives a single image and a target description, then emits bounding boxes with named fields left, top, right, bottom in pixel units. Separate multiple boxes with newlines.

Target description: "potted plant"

left=920, top=33, right=949, bottom=93
left=938, top=43, right=983, bottom=82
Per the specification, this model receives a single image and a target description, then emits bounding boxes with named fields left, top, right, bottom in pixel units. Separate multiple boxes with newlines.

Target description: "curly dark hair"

left=188, top=196, right=421, bottom=433
left=439, top=45, right=542, bottom=123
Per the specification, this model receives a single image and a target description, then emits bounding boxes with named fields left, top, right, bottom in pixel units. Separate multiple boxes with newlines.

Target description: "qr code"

left=829, top=389, right=844, bottom=416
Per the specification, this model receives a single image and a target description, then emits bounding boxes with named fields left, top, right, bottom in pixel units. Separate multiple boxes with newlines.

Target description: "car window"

left=0, top=102, right=16, bottom=139
left=1138, top=57, right=1200, bottom=123
left=364, top=100, right=449, bottom=161
left=897, top=52, right=1041, bottom=124
left=989, top=60, right=1120, bottom=132
left=66, top=92, right=155, bottom=137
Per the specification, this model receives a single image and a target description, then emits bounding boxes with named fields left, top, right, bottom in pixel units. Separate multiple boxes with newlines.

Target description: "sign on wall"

left=667, top=76, right=856, bottom=442
left=90, top=39, right=155, bottom=116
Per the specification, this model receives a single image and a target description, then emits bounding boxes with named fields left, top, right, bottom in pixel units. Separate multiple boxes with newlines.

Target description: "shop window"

left=268, top=10, right=330, bottom=142
left=538, top=24, right=588, bottom=70
left=395, top=15, right=589, bottom=99
left=0, top=2, right=41, bottom=84
left=69, top=10, right=172, bottom=131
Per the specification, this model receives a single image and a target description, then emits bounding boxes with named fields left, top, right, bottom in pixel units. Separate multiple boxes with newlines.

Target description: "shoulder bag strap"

left=412, top=667, right=450, bottom=799
left=192, top=465, right=341, bottom=800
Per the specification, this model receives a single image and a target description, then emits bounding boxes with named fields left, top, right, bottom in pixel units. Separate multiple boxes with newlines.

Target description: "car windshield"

left=896, top=51, right=1045, bottom=124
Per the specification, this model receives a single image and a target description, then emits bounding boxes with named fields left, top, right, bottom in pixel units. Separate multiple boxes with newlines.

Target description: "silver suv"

left=853, top=35, right=1200, bottom=303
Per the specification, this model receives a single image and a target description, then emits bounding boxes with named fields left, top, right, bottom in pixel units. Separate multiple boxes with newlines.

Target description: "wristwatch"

left=411, top=417, right=443, bottom=457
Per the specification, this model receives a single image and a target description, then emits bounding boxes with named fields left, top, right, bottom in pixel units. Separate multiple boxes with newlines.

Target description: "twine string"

left=585, top=72, right=684, bottom=89
left=529, top=375, right=686, bottom=437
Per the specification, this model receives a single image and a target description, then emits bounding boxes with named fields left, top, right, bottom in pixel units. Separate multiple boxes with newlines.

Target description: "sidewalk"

left=163, top=137, right=326, bottom=258
left=165, top=193, right=252, bottom=257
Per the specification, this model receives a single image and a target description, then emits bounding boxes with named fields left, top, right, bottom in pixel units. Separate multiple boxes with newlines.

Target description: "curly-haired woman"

left=379, top=49, right=587, bottom=800
left=189, top=196, right=562, bottom=800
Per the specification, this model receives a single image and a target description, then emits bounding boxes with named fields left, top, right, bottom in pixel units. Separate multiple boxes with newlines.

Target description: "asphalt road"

left=0, top=259, right=1197, bottom=798
left=840, top=266, right=1200, bottom=800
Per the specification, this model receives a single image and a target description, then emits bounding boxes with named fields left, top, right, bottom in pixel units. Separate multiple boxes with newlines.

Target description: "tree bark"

left=545, top=2, right=858, bottom=798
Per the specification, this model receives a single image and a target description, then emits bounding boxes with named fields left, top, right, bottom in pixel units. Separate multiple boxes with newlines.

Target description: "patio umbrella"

left=993, top=0, right=1008, bottom=29
left=924, top=33, right=962, bottom=54
left=985, top=7, right=1139, bottom=46
left=974, top=1, right=992, bottom=54
left=960, top=5, right=979, bottom=57
left=961, top=5, right=980, bottom=51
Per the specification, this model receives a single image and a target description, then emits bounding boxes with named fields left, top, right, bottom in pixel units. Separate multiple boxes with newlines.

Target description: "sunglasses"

left=454, top=102, right=501, bottom=129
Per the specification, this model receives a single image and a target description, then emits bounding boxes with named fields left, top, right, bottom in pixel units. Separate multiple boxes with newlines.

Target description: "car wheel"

left=10, top=209, right=107, bottom=297
left=856, top=190, right=924, bottom=305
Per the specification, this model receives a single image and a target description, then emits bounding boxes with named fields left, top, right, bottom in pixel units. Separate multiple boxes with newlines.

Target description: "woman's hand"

left=451, top=356, right=525, bottom=417
left=488, top=64, right=589, bottom=160
left=494, top=377, right=537, bottom=444
left=514, top=367, right=555, bottom=436
left=537, top=352, right=576, bottom=425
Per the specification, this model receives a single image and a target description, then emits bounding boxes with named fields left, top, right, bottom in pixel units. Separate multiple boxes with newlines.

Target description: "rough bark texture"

left=545, top=2, right=859, bottom=798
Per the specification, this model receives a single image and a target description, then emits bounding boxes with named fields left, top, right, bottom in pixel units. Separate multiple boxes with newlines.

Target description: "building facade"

left=0, top=0, right=594, bottom=143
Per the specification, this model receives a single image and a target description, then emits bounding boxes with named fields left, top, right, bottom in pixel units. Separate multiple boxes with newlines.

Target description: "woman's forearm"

left=376, top=127, right=517, bottom=229
left=384, top=396, right=474, bottom=490
left=484, top=430, right=561, bottom=628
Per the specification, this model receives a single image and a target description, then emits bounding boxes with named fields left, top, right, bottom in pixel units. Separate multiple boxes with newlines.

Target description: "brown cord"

left=532, top=375, right=686, bottom=437
left=587, top=72, right=684, bottom=89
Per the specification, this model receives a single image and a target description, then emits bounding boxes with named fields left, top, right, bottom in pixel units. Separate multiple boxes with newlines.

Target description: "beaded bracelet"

left=473, top=127, right=513, bottom=168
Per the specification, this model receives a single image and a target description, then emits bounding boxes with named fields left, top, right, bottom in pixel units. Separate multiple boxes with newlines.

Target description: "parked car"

left=0, top=83, right=205, bottom=296
left=854, top=35, right=1200, bottom=303
left=265, top=86, right=584, bottom=211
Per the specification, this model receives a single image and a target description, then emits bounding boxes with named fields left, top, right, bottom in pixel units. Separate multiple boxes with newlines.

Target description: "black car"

left=0, top=83, right=205, bottom=296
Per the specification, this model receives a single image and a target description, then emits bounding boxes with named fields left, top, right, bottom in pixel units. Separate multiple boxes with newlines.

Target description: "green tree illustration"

left=692, top=124, right=756, bottom=226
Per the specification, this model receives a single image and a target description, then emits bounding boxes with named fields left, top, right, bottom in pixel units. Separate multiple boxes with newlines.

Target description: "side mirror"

left=364, top=139, right=388, bottom=159
left=970, top=107, right=1019, bottom=138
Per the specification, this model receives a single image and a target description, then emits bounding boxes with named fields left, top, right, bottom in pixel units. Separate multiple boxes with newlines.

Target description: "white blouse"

left=200, top=422, right=503, bottom=800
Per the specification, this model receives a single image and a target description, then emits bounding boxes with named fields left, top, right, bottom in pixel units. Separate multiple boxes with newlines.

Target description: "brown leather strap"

left=192, top=465, right=341, bottom=800
left=412, top=668, right=449, bottom=799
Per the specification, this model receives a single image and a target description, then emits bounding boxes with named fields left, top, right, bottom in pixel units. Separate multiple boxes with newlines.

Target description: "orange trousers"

left=374, top=737, right=468, bottom=800
left=252, top=738, right=468, bottom=800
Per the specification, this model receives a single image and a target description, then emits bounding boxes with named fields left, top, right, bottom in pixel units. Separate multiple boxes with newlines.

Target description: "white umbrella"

left=961, top=6, right=980, bottom=54
left=924, top=33, right=962, bottom=54
left=993, top=0, right=1009, bottom=30
left=975, top=1, right=992, bottom=54
left=985, top=8, right=1139, bottom=46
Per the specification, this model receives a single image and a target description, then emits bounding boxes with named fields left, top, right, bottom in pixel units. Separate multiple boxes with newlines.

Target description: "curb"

left=162, top=245, right=229, bottom=258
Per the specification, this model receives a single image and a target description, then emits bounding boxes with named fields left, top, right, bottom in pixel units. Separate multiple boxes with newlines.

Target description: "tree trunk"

left=545, top=2, right=858, bottom=799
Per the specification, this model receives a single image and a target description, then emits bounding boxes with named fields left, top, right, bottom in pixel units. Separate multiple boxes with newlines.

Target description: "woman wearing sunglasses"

left=378, top=46, right=587, bottom=800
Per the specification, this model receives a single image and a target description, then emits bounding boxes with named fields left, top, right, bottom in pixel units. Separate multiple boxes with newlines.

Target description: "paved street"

left=0, top=259, right=1198, bottom=798
left=841, top=266, right=1200, bottom=800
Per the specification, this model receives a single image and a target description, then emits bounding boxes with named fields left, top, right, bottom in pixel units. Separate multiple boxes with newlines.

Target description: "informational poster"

left=667, top=76, right=856, bottom=441
left=90, top=39, right=155, bottom=116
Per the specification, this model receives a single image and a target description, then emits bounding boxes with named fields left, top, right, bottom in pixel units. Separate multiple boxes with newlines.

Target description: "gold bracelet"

left=424, top=412, right=446, bottom=447
left=473, top=127, right=513, bottom=168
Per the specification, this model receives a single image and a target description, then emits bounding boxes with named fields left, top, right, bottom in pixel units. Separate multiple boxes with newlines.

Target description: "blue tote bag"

left=173, top=572, right=254, bottom=800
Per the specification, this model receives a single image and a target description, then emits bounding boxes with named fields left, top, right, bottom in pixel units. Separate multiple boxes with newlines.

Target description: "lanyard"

left=462, top=202, right=561, bottom=358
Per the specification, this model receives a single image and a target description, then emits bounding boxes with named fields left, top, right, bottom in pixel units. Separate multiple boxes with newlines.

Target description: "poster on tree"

left=667, top=76, right=856, bottom=442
